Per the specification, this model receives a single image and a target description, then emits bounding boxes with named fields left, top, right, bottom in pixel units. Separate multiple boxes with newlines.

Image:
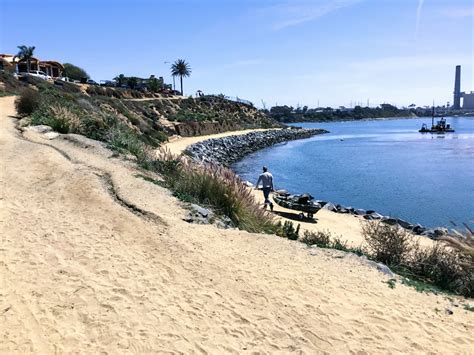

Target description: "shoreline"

left=185, top=127, right=327, bottom=166
left=277, top=113, right=474, bottom=125
left=165, top=128, right=438, bottom=248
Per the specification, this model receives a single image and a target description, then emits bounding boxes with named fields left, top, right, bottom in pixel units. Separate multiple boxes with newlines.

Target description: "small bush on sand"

left=15, top=88, right=40, bottom=116
left=362, top=221, right=413, bottom=267
left=300, top=230, right=331, bottom=247
left=300, top=230, right=364, bottom=256
left=277, top=221, right=300, bottom=240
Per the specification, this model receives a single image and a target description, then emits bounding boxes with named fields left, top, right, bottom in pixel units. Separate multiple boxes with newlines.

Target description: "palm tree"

left=14, top=45, right=36, bottom=73
left=170, top=59, right=191, bottom=95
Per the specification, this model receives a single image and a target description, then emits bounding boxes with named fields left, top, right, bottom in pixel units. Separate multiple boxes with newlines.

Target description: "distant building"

left=453, top=65, right=461, bottom=109
left=462, top=92, right=474, bottom=109
left=452, top=65, right=474, bottom=110
left=0, top=53, right=64, bottom=78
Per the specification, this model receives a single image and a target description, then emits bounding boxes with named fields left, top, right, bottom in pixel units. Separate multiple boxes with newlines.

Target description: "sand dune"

left=1, top=96, right=472, bottom=353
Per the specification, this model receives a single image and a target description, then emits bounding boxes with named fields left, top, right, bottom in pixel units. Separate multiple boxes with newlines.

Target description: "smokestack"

left=453, top=65, right=461, bottom=109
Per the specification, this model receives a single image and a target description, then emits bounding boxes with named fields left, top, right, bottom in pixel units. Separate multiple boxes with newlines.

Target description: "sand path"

left=1, top=96, right=472, bottom=353
left=164, top=128, right=276, bottom=156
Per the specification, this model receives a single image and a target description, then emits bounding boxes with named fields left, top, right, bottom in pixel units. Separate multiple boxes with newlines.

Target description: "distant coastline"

left=265, top=104, right=474, bottom=124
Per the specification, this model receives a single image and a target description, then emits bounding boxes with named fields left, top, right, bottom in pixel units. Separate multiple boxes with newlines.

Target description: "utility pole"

left=164, top=61, right=175, bottom=90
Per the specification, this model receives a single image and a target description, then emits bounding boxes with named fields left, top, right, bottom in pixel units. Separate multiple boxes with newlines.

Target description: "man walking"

left=256, top=166, right=274, bottom=211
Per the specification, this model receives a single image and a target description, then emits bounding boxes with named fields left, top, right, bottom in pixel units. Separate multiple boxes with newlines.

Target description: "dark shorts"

left=262, top=187, right=271, bottom=202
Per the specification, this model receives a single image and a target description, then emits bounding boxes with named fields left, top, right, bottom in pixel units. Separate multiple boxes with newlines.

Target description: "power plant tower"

left=453, top=65, right=461, bottom=109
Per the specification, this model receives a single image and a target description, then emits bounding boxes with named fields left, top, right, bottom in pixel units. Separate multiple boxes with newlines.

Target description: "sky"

left=1, top=0, right=473, bottom=108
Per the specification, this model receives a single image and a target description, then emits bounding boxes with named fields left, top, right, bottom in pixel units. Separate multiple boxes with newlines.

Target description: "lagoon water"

left=233, top=117, right=474, bottom=228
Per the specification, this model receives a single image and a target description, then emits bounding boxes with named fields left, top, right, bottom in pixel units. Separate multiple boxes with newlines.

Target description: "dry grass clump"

left=49, top=104, right=82, bottom=132
left=300, top=230, right=331, bottom=247
left=440, top=228, right=474, bottom=267
left=152, top=149, right=277, bottom=233
left=362, top=221, right=473, bottom=297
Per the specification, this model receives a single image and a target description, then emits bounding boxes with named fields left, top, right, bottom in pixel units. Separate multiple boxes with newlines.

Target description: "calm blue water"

left=233, top=117, right=474, bottom=228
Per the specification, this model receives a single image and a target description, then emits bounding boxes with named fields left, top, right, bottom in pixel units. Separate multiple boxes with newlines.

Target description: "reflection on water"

left=233, top=117, right=474, bottom=227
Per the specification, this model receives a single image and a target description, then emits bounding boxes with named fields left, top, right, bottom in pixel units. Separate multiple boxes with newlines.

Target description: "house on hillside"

left=0, top=54, right=64, bottom=78
left=0, top=54, right=16, bottom=73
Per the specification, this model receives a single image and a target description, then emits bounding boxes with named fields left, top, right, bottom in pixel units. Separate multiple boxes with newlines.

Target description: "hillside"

left=0, top=72, right=279, bottom=147
left=1, top=95, right=472, bottom=353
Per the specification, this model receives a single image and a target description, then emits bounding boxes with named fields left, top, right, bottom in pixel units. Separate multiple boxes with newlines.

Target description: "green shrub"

left=277, top=221, right=300, bottom=240
left=15, top=88, right=40, bottom=116
left=105, top=125, right=146, bottom=159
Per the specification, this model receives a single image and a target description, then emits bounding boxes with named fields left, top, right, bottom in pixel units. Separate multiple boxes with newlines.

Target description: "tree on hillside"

left=14, top=45, right=36, bottom=73
left=127, top=77, right=138, bottom=90
left=114, top=74, right=126, bottom=87
left=147, top=75, right=161, bottom=93
left=63, top=63, right=89, bottom=81
left=170, top=59, right=191, bottom=95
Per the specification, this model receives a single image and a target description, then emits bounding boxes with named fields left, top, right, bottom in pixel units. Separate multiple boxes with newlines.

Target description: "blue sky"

left=1, top=0, right=473, bottom=108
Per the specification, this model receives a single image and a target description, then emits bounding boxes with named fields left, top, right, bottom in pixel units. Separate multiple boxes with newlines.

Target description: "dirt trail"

left=1, top=96, right=472, bottom=353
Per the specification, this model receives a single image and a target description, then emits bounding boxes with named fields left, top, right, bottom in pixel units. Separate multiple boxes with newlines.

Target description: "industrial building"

left=453, top=65, right=474, bottom=110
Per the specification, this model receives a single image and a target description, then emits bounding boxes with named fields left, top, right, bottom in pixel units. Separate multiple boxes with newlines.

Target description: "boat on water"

left=272, top=191, right=326, bottom=219
left=419, top=108, right=455, bottom=133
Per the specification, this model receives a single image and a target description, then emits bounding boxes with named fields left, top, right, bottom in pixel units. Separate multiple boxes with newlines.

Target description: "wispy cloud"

left=415, top=0, right=424, bottom=39
left=267, top=0, right=363, bottom=30
left=438, top=6, right=474, bottom=18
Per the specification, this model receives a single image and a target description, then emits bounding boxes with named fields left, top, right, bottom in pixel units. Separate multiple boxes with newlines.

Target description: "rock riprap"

left=185, top=128, right=328, bottom=166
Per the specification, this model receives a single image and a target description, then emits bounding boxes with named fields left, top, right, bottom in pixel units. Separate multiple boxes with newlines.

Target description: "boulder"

left=396, top=218, right=412, bottom=229
left=434, top=228, right=448, bottom=237
left=322, top=202, right=337, bottom=212
left=243, top=181, right=254, bottom=188
left=369, top=212, right=383, bottom=220
left=43, top=131, right=60, bottom=140
left=27, top=125, right=52, bottom=133
left=381, top=217, right=398, bottom=225
left=421, top=230, right=436, bottom=239
left=190, top=204, right=211, bottom=218
left=412, top=224, right=426, bottom=235
left=354, top=209, right=366, bottom=215
left=376, top=263, right=394, bottom=277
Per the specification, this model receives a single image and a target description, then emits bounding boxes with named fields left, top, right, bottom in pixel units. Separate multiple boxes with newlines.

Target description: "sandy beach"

left=1, top=95, right=472, bottom=353
left=163, top=128, right=276, bottom=156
